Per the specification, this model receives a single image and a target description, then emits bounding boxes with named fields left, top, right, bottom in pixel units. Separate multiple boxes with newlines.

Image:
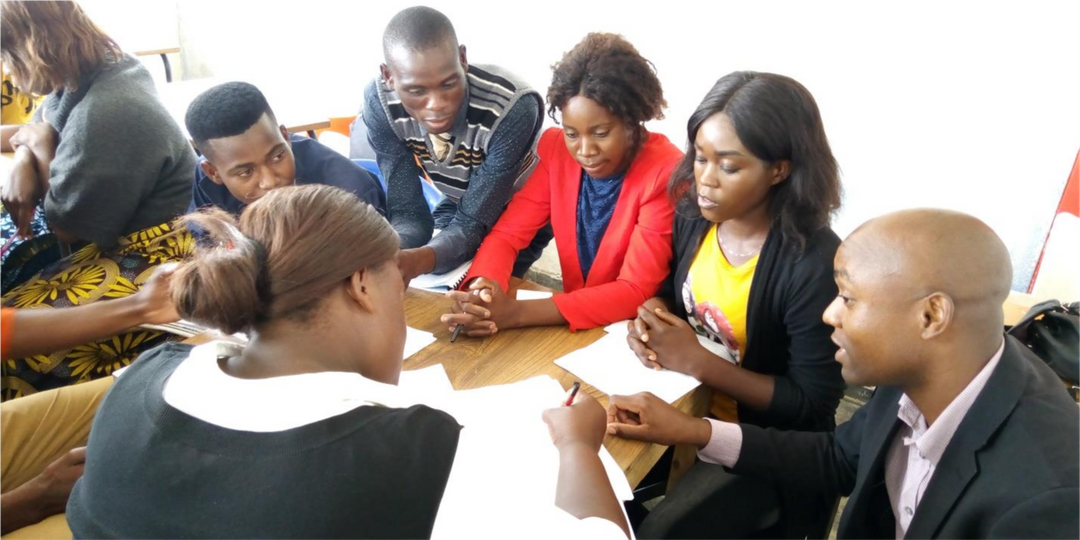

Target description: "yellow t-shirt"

left=683, top=223, right=758, bottom=421
left=1, top=71, right=41, bottom=125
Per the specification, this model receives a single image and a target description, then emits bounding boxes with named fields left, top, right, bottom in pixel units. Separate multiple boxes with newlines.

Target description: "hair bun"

left=171, top=208, right=265, bottom=334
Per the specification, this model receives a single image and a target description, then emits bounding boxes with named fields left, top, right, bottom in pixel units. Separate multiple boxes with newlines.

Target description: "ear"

left=380, top=64, right=393, bottom=89
left=770, top=160, right=791, bottom=186
left=458, top=44, right=468, bottom=71
left=345, top=269, right=376, bottom=313
left=200, top=160, right=223, bottom=185
left=279, top=124, right=291, bottom=145
left=918, top=292, right=954, bottom=340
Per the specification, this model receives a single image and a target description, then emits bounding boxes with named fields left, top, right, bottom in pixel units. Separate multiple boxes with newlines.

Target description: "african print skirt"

left=1, top=221, right=194, bottom=401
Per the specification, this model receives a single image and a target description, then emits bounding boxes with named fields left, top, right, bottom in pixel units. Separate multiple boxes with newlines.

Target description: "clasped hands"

left=440, top=277, right=516, bottom=337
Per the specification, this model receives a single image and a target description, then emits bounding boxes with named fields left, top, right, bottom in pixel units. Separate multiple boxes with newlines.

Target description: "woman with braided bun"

left=66, top=184, right=629, bottom=538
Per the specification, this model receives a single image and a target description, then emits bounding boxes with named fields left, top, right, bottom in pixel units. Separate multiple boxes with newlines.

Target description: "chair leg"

left=160, top=53, right=173, bottom=83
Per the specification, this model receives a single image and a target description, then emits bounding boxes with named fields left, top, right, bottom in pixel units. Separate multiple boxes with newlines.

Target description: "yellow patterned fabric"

left=1, top=71, right=42, bottom=124
left=0, top=222, right=194, bottom=400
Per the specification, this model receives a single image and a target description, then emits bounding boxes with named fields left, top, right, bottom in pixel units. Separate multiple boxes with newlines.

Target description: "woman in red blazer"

left=442, top=33, right=682, bottom=334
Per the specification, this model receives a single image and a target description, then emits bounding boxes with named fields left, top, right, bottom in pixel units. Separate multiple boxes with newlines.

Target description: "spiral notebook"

left=409, top=259, right=473, bottom=292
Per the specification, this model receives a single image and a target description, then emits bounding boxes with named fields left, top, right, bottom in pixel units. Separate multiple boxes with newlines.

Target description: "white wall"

left=83, top=0, right=1080, bottom=290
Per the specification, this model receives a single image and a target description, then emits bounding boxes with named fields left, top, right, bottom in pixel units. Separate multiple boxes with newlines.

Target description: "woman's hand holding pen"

left=442, top=277, right=518, bottom=338
left=542, top=388, right=605, bottom=454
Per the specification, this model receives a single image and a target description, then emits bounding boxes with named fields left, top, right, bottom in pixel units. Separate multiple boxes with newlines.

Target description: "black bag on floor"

left=1008, top=300, right=1079, bottom=386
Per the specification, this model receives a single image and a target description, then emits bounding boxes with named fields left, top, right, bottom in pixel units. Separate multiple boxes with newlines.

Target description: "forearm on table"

left=507, top=298, right=566, bottom=329
left=696, top=355, right=776, bottom=412
left=555, top=444, right=630, bottom=538
left=8, top=294, right=149, bottom=358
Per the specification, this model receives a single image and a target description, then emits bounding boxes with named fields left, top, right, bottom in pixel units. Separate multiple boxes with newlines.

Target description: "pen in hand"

left=449, top=289, right=482, bottom=343
left=563, top=381, right=581, bottom=406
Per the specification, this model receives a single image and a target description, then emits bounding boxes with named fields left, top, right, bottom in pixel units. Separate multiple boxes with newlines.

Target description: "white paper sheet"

left=427, top=376, right=633, bottom=538
left=555, top=321, right=702, bottom=404
left=404, top=327, right=437, bottom=359
left=398, top=363, right=454, bottom=394
left=516, top=289, right=554, bottom=301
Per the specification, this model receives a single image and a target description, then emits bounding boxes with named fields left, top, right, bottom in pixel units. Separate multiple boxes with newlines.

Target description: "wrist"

left=502, top=298, right=525, bottom=329
left=4, top=481, right=48, bottom=524
left=114, top=292, right=153, bottom=327
left=691, top=418, right=713, bottom=449
left=556, top=440, right=600, bottom=457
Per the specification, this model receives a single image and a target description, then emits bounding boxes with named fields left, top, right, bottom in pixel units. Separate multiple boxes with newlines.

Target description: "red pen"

left=563, top=381, right=581, bottom=407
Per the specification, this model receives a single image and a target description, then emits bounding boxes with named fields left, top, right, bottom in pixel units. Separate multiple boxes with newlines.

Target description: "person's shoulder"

left=362, top=77, right=382, bottom=105
left=70, top=57, right=178, bottom=140
left=1005, top=341, right=1080, bottom=439
left=109, top=342, right=194, bottom=393
left=293, top=136, right=377, bottom=185
left=632, top=131, right=684, bottom=188
left=537, top=126, right=565, bottom=155
left=364, top=404, right=462, bottom=454
left=972, top=340, right=1079, bottom=488
left=467, top=63, right=535, bottom=93
left=780, top=226, right=841, bottom=267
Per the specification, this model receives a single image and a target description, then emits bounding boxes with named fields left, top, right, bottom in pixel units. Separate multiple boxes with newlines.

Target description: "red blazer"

left=465, top=127, right=682, bottom=331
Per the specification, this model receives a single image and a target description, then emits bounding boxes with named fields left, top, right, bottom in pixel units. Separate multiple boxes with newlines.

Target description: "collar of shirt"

left=895, top=339, right=1006, bottom=464
left=163, top=341, right=412, bottom=432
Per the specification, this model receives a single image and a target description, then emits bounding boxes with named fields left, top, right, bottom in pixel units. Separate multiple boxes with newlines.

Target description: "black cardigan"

left=661, top=212, right=845, bottom=432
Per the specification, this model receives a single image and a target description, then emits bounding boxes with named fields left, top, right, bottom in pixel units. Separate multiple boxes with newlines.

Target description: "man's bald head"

left=842, top=208, right=1012, bottom=353
left=382, top=6, right=458, bottom=62
left=846, top=209, right=1012, bottom=306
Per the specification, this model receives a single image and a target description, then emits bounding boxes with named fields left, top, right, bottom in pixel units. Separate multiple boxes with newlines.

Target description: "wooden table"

left=401, top=280, right=708, bottom=489
left=156, top=78, right=331, bottom=139
left=183, top=279, right=705, bottom=489
left=176, top=285, right=1046, bottom=491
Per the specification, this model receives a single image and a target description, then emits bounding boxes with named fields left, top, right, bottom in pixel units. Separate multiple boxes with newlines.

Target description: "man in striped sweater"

left=352, top=6, right=551, bottom=282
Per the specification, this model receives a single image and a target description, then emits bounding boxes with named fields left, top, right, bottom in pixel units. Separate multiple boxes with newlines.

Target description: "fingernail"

left=653, top=366, right=661, bottom=371
left=484, top=311, right=491, bottom=318
left=607, top=426, right=616, bottom=434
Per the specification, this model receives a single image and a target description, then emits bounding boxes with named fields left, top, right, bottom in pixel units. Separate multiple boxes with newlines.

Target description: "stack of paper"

left=554, top=321, right=702, bottom=404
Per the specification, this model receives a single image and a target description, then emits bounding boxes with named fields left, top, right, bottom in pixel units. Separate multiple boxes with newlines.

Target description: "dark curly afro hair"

left=547, top=33, right=666, bottom=155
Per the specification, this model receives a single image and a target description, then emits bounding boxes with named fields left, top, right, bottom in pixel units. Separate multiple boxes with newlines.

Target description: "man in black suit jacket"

left=608, top=209, right=1079, bottom=538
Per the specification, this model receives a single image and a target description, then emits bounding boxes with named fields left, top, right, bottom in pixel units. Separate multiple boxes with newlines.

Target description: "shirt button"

left=905, top=506, right=914, bottom=516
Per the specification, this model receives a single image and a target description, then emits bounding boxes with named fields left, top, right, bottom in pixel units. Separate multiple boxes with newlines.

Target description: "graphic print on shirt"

left=682, top=274, right=741, bottom=365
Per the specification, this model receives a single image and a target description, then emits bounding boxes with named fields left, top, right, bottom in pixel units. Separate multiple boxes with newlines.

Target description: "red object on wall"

left=1027, top=150, right=1079, bottom=293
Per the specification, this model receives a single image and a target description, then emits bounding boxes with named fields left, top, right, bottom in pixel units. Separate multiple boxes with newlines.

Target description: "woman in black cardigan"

left=610, top=71, right=845, bottom=538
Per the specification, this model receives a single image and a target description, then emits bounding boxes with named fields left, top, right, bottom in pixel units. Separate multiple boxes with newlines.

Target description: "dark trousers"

left=638, top=460, right=782, bottom=539
left=432, top=198, right=554, bottom=279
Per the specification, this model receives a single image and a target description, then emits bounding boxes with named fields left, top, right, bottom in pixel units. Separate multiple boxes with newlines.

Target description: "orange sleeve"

left=1, top=307, right=15, bottom=359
